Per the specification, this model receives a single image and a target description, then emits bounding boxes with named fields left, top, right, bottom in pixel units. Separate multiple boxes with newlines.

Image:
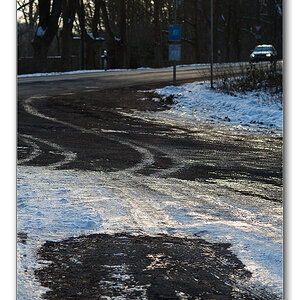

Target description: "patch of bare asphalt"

left=35, top=233, right=277, bottom=299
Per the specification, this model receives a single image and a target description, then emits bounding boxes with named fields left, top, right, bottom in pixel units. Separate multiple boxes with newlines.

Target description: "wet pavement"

left=17, top=84, right=283, bottom=299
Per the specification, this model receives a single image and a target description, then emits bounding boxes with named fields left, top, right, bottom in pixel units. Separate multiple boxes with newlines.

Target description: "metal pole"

left=173, top=0, right=177, bottom=85
left=210, top=0, right=214, bottom=88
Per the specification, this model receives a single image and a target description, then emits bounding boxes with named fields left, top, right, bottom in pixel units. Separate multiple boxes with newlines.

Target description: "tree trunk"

left=92, top=0, right=101, bottom=38
left=200, top=0, right=210, bottom=61
left=61, top=0, right=77, bottom=71
left=77, top=0, right=86, bottom=69
left=117, top=0, right=128, bottom=68
left=99, top=0, right=115, bottom=40
left=194, top=0, right=200, bottom=62
left=100, top=0, right=126, bottom=68
left=84, top=0, right=101, bottom=70
left=231, top=1, right=240, bottom=61
left=29, top=1, right=34, bottom=30
left=153, top=0, right=162, bottom=67
left=32, top=0, right=62, bottom=72
left=224, top=2, right=232, bottom=62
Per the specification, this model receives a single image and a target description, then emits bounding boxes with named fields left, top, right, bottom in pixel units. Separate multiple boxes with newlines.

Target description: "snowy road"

left=17, top=67, right=282, bottom=299
left=18, top=165, right=282, bottom=298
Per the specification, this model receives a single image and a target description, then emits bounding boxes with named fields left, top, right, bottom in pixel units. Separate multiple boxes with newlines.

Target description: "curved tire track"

left=18, top=133, right=77, bottom=169
left=22, top=95, right=184, bottom=177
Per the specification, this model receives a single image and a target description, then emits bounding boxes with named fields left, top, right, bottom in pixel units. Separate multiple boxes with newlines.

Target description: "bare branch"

left=17, top=0, right=36, bottom=11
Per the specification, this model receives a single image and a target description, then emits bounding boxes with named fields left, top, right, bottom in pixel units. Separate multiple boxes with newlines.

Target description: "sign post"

left=210, top=0, right=214, bottom=89
left=169, top=0, right=181, bottom=85
left=169, top=24, right=181, bottom=85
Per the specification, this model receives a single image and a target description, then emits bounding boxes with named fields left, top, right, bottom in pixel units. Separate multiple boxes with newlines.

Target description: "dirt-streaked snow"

left=154, top=81, right=282, bottom=131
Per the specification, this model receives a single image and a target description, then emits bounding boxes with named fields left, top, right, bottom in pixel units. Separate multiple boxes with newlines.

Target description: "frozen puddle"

left=17, top=165, right=283, bottom=299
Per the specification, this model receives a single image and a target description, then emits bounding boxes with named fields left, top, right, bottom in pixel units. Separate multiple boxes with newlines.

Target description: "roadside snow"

left=18, top=69, right=109, bottom=78
left=154, top=81, right=283, bottom=131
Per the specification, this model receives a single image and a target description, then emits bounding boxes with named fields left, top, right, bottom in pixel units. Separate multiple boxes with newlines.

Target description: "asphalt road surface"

left=18, top=63, right=257, bottom=99
left=17, top=65, right=283, bottom=299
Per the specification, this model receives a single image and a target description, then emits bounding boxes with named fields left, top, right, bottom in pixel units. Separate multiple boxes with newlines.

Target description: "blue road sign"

left=169, top=25, right=181, bottom=41
left=169, top=44, right=181, bottom=61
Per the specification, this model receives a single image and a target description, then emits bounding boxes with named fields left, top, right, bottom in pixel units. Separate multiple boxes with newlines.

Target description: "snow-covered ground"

left=17, top=166, right=283, bottom=299
left=153, top=81, right=283, bottom=131
left=17, top=77, right=283, bottom=299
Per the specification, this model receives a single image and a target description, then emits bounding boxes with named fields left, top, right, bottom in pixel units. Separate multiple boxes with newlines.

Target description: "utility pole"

left=210, top=0, right=214, bottom=89
left=173, top=0, right=177, bottom=85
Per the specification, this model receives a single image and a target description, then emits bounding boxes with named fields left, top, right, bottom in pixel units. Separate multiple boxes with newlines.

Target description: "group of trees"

left=17, top=0, right=282, bottom=74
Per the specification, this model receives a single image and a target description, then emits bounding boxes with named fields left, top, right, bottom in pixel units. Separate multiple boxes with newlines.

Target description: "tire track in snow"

left=18, top=134, right=42, bottom=165
left=101, top=178, right=182, bottom=235
left=139, top=143, right=185, bottom=178
left=22, top=96, right=184, bottom=177
left=22, top=96, right=155, bottom=175
left=18, top=133, right=77, bottom=169
left=145, top=178, right=282, bottom=236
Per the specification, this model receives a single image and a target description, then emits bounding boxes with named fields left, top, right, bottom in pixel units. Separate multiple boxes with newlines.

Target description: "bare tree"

left=118, top=0, right=128, bottom=68
left=32, top=0, right=62, bottom=71
left=99, top=0, right=128, bottom=68
left=61, top=0, right=78, bottom=71
left=153, top=0, right=162, bottom=67
left=17, top=0, right=282, bottom=73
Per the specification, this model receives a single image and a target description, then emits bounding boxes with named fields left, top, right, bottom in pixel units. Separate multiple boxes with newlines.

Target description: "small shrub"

left=216, top=63, right=282, bottom=105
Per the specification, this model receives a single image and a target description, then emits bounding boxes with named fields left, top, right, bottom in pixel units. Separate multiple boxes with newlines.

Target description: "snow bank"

left=155, top=82, right=283, bottom=131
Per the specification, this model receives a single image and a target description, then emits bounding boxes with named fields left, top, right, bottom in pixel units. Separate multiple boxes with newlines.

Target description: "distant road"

left=17, top=65, right=206, bottom=99
left=17, top=61, right=282, bottom=100
left=17, top=62, right=251, bottom=99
